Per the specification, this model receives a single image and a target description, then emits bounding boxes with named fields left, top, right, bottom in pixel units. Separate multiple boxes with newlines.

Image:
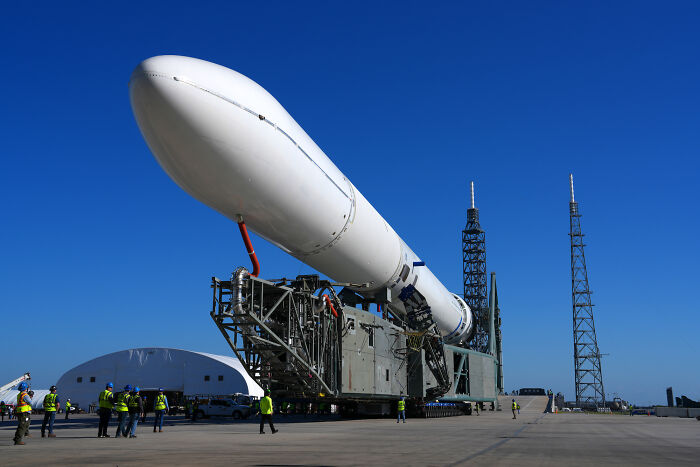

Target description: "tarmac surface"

left=1, top=396, right=699, bottom=466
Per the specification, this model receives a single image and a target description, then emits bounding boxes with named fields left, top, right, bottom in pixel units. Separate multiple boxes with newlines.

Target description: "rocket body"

left=129, top=55, right=473, bottom=344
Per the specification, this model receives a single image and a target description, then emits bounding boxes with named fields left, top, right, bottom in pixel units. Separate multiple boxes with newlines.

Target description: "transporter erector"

left=130, top=56, right=477, bottom=403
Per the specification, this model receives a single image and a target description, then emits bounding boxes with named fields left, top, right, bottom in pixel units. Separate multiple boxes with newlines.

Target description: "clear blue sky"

left=1, top=1, right=698, bottom=405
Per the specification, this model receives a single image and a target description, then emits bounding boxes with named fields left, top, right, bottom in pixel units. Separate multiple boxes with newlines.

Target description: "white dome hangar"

left=56, top=348, right=263, bottom=410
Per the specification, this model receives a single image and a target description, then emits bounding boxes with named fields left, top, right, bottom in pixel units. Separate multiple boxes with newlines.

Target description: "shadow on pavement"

left=1, top=413, right=343, bottom=433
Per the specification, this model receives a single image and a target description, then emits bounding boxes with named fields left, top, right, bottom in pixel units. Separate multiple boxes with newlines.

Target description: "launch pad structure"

left=210, top=271, right=502, bottom=411
left=209, top=182, right=503, bottom=412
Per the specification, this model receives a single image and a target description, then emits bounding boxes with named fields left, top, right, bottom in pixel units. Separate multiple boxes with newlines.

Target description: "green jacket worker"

left=259, top=389, right=278, bottom=434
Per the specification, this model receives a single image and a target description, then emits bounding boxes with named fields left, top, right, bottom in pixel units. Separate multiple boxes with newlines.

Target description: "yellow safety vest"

left=398, top=400, right=405, bottom=411
left=43, top=393, right=58, bottom=412
left=115, top=393, right=130, bottom=412
left=17, top=391, right=32, bottom=413
left=260, top=396, right=273, bottom=415
left=66, top=401, right=71, bottom=409
left=155, top=394, right=167, bottom=411
left=512, top=401, right=517, bottom=409
left=99, top=389, right=113, bottom=409
left=128, top=394, right=141, bottom=409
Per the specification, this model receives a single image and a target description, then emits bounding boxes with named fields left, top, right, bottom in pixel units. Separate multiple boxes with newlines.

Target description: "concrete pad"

left=1, top=405, right=698, bottom=466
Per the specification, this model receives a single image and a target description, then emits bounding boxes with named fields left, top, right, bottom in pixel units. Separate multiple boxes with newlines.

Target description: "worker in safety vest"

left=397, top=397, right=406, bottom=423
left=127, top=386, right=144, bottom=438
left=41, top=385, right=60, bottom=437
left=115, top=385, right=131, bottom=437
left=13, top=381, right=33, bottom=445
left=192, top=397, right=201, bottom=422
left=511, top=399, right=517, bottom=419
left=475, top=402, right=480, bottom=416
left=97, top=382, right=115, bottom=437
left=259, top=389, right=278, bottom=434
left=141, top=396, right=148, bottom=423
left=153, top=388, right=169, bottom=432
left=64, top=399, right=71, bottom=419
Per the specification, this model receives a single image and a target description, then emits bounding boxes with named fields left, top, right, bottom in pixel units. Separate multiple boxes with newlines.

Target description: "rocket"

left=129, top=55, right=474, bottom=345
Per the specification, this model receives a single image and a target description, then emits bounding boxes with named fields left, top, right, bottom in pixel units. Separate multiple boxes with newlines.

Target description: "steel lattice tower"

left=463, top=182, right=489, bottom=352
left=569, top=174, right=606, bottom=408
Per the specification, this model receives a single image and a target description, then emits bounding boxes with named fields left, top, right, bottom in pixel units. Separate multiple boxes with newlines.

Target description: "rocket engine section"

left=129, top=55, right=474, bottom=345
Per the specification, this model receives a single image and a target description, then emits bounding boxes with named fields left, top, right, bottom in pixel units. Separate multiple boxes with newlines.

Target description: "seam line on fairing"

left=444, top=315, right=463, bottom=340
left=168, top=75, right=351, bottom=200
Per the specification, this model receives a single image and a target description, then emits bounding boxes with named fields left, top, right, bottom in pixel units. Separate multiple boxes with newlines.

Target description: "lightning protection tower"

left=569, top=174, right=606, bottom=408
left=463, top=181, right=489, bottom=353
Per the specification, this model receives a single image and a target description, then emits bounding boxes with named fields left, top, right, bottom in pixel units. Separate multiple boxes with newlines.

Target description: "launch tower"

left=569, top=174, right=606, bottom=408
left=463, top=182, right=489, bottom=353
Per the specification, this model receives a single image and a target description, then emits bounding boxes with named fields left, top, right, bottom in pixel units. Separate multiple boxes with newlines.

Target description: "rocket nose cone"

left=129, top=57, right=171, bottom=114
left=128, top=56, right=211, bottom=113
left=128, top=56, right=211, bottom=201
left=129, top=56, right=193, bottom=110
left=128, top=55, right=246, bottom=224
left=129, top=55, right=199, bottom=84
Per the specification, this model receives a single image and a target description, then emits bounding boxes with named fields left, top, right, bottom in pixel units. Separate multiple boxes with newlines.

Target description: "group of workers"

left=11, top=379, right=531, bottom=447
left=14, top=382, right=531, bottom=443
left=11, top=381, right=170, bottom=445
left=98, top=382, right=170, bottom=438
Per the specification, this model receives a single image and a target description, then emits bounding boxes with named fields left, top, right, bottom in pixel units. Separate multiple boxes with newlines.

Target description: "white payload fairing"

left=129, top=55, right=474, bottom=344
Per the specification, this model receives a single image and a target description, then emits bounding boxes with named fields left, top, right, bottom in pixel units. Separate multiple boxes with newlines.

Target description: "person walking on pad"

left=397, top=397, right=406, bottom=423
left=153, top=388, right=169, bottom=432
left=259, top=389, right=278, bottom=434
left=511, top=399, right=517, bottom=419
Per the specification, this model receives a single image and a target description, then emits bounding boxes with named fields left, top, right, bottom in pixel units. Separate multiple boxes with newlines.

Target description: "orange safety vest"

left=17, top=391, right=32, bottom=413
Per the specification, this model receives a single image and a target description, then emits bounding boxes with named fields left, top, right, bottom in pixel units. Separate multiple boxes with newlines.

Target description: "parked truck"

left=193, top=394, right=253, bottom=419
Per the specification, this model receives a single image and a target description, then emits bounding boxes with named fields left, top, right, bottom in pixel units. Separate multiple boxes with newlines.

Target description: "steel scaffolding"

left=210, top=270, right=342, bottom=398
left=569, top=174, right=606, bottom=408
left=463, top=182, right=489, bottom=353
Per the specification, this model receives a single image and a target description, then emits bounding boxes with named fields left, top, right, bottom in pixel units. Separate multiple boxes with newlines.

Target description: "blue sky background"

left=1, top=1, right=698, bottom=405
